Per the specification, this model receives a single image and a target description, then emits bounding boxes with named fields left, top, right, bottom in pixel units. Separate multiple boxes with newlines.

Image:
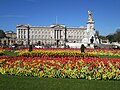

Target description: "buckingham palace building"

left=16, top=11, right=99, bottom=48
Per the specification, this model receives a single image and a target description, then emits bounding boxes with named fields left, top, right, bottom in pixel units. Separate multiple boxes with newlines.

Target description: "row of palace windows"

left=68, top=35, right=88, bottom=39
left=30, top=31, right=51, bottom=34
left=18, top=29, right=89, bottom=35
left=30, top=35, right=52, bottom=39
left=67, top=31, right=90, bottom=35
left=18, top=35, right=87, bottom=39
left=18, top=29, right=90, bottom=39
left=19, top=35, right=52, bottom=39
left=18, top=29, right=53, bottom=34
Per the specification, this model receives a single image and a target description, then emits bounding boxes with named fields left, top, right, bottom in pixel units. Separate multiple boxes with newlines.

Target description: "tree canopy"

left=106, top=29, right=120, bottom=42
left=0, top=29, right=5, bottom=38
left=98, top=29, right=120, bottom=43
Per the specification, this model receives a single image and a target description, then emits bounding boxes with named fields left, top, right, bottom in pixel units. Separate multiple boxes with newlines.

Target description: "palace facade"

left=16, top=11, right=99, bottom=47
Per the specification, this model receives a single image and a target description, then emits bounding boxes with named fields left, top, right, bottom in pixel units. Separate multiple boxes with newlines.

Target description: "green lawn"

left=99, top=55, right=120, bottom=58
left=0, top=74, right=120, bottom=90
left=2, top=50, right=18, bottom=56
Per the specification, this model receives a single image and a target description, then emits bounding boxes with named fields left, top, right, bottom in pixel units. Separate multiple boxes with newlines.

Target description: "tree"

left=106, top=34, right=115, bottom=43
left=106, top=28, right=120, bottom=42
left=99, top=35, right=106, bottom=39
left=116, top=29, right=120, bottom=42
left=0, top=29, right=5, bottom=38
left=116, top=28, right=120, bottom=33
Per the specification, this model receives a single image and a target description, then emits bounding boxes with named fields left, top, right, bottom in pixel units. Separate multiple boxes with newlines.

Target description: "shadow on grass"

left=0, top=74, right=120, bottom=90
left=2, top=50, right=18, bottom=56
left=98, top=55, right=120, bottom=58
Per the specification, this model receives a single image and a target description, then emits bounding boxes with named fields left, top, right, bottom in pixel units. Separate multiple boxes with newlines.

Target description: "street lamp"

left=64, top=26, right=67, bottom=48
left=27, top=25, right=32, bottom=51
left=51, top=37, right=52, bottom=47
left=27, top=25, right=30, bottom=46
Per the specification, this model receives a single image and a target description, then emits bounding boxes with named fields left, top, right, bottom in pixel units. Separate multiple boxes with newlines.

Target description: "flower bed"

left=0, top=48, right=120, bottom=80
left=0, top=50, right=4, bottom=56
left=0, top=56, right=120, bottom=80
left=86, top=49, right=120, bottom=57
left=18, top=49, right=96, bottom=57
left=17, top=48, right=120, bottom=57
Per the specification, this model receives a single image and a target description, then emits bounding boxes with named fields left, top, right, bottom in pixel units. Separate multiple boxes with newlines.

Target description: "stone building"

left=16, top=10, right=99, bottom=48
left=0, top=31, right=17, bottom=46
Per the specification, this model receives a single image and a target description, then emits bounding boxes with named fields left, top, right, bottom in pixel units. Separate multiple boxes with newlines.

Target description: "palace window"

left=19, top=35, right=20, bottom=39
left=24, top=30, right=26, bottom=34
left=32, top=35, right=34, bottom=39
left=39, top=35, right=41, bottom=38
left=21, top=30, right=23, bottom=34
left=35, top=35, right=37, bottom=39
left=42, top=35, right=44, bottom=38
left=21, top=35, right=23, bottom=39
left=45, top=35, right=47, bottom=38
left=18, top=29, right=20, bottom=34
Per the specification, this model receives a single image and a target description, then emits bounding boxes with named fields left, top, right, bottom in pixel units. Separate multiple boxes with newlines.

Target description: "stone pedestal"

left=90, top=44, right=94, bottom=48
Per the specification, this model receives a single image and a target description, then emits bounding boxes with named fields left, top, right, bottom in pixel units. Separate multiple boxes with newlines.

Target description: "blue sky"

left=0, top=0, right=120, bottom=36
